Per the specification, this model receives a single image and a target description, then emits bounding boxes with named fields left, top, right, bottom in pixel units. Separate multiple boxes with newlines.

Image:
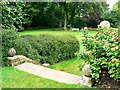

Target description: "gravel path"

left=16, top=62, right=81, bottom=84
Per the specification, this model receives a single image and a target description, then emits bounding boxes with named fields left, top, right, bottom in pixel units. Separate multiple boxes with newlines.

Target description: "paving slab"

left=16, top=62, right=81, bottom=84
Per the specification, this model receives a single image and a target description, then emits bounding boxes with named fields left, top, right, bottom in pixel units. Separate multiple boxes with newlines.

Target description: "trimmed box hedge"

left=2, top=30, right=79, bottom=66
left=2, top=30, right=41, bottom=66
left=22, top=34, right=79, bottom=64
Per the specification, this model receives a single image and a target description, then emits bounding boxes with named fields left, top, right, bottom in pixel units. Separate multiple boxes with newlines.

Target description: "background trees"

left=1, top=2, right=30, bottom=31
left=101, top=1, right=120, bottom=28
left=2, top=1, right=119, bottom=31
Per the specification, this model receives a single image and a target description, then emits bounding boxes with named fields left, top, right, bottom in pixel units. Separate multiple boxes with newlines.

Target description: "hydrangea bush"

left=80, top=27, right=120, bottom=81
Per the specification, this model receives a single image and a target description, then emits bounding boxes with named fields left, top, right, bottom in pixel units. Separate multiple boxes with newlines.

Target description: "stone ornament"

left=42, top=63, right=50, bottom=67
left=82, top=64, right=92, bottom=77
left=99, top=20, right=110, bottom=28
left=8, top=48, right=16, bottom=56
left=8, top=55, right=33, bottom=66
left=79, top=75, right=93, bottom=87
left=79, top=64, right=93, bottom=87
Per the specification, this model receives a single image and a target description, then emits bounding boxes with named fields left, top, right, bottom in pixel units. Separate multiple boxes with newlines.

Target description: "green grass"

left=2, top=29, right=97, bottom=88
left=2, top=67, right=91, bottom=88
left=49, top=57, right=84, bottom=76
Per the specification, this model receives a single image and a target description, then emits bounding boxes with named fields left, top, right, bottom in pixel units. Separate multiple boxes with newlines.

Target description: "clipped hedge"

left=22, top=34, right=79, bottom=64
left=2, top=30, right=79, bottom=66
left=2, top=30, right=41, bottom=66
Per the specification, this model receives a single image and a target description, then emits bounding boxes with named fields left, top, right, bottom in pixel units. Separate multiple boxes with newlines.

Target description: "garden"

left=1, top=1, right=120, bottom=89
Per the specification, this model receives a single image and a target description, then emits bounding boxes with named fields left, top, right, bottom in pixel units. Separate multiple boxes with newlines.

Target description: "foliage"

left=101, top=10, right=120, bottom=28
left=22, top=34, right=79, bottom=64
left=101, top=1, right=120, bottom=28
left=79, top=28, right=120, bottom=81
left=72, top=17, right=86, bottom=29
left=1, top=2, right=30, bottom=31
left=1, top=2, right=108, bottom=30
left=82, top=2, right=109, bottom=28
left=2, top=30, right=41, bottom=66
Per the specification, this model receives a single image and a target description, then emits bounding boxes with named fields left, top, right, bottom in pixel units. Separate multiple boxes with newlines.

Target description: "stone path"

left=16, top=62, right=81, bottom=84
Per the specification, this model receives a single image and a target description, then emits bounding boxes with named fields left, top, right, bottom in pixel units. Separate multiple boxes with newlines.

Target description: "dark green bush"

left=2, top=30, right=79, bottom=66
left=2, top=30, right=41, bottom=66
left=22, top=34, right=79, bottom=64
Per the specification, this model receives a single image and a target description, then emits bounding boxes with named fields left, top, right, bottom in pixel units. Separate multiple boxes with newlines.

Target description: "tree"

left=101, top=1, right=120, bottom=28
left=81, top=2, right=108, bottom=27
left=58, top=2, right=69, bottom=30
left=1, top=2, right=109, bottom=30
left=1, top=2, right=30, bottom=31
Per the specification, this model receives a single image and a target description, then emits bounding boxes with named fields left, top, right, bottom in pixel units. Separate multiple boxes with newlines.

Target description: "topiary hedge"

left=2, top=30, right=41, bottom=66
left=22, top=34, right=79, bottom=64
left=2, top=30, right=79, bottom=66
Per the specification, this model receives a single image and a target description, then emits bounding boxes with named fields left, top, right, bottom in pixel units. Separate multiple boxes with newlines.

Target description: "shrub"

left=1, top=2, right=30, bottom=31
left=2, top=30, right=41, bottom=66
left=22, top=34, right=79, bottom=64
left=2, top=30, right=79, bottom=66
left=79, top=28, right=120, bottom=81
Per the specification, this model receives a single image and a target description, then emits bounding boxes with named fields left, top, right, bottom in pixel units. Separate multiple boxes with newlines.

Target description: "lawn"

left=2, top=67, right=90, bottom=88
left=49, top=57, right=84, bottom=76
left=2, top=29, right=97, bottom=88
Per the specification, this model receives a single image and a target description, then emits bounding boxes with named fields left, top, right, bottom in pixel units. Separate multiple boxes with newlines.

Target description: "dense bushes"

left=2, top=30, right=41, bottom=66
left=22, top=34, right=79, bottom=64
left=2, top=30, right=79, bottom=66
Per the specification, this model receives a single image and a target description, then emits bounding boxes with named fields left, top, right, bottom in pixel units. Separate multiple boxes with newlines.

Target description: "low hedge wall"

left=2, top=30, right=79, bottom=66
left=22, top=34, right=79, bottom=64
left=2, top=30, right=41, bottom=66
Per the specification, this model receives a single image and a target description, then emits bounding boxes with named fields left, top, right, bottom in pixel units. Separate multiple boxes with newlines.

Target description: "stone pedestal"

left=8, top=55, right=33, bottom=66
left=79, top=75, right=93, bottom=87
left=79, top=64, right=93, bottom=87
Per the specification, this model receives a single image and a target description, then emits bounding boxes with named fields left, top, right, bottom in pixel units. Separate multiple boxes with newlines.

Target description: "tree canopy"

left=101, top=1, right=120, bottom=28
left=1, top=1, right=113, bottom=31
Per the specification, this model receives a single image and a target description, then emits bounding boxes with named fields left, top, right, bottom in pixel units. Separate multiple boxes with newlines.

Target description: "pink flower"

left=112, top=32, right=116, bottom=35
left=106, top=30, right=111, bottom=34
left=114, top=36, right=118, bottom=41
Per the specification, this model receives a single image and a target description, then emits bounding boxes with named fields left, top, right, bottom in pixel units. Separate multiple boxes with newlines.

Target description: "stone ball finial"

left=99, top=20, right=110, bottom=28
left=82, top=64, right=92, bottom=77
left=8, top=48, right=16, bottom=56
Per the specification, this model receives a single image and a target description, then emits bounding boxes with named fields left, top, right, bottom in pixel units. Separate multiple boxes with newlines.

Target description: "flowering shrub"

left=80, top=27, right=120, bottom=81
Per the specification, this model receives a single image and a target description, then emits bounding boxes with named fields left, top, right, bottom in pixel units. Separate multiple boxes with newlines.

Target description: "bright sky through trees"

left=107, top=0, right=118, bottom=10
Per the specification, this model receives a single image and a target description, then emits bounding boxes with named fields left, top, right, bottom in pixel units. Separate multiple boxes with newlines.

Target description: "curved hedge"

left=2, top=30, right=79, bottom=66
left=22, top=34, right=79, bottom=64
left=2, top=30, right=41, bottom=66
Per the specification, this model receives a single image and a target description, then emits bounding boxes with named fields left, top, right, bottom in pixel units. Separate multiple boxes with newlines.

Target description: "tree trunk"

left=64, top=12, right=67, bottom=30
left=70, top=8, right=75, bottom=28
left=59, top=16, right=62, bottom=28
left=71, top=14, right=75, bottom=28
